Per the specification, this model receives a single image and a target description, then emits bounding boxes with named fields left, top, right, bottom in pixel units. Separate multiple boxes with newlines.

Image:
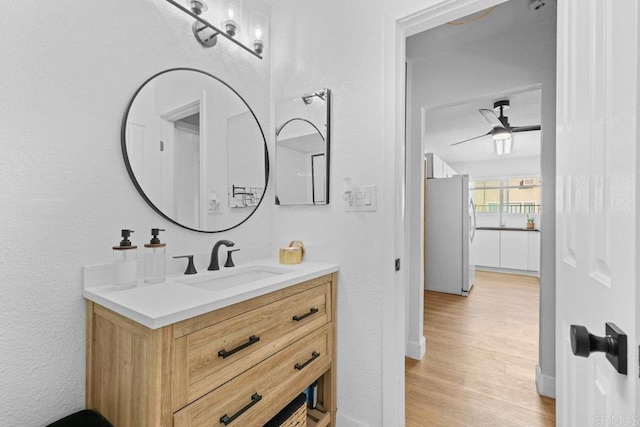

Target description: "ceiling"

left=406, top=0, right=556, bottom=61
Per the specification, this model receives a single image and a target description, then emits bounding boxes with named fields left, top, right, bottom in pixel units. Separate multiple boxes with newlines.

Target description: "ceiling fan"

left=450, top=100, right=541, bottom=155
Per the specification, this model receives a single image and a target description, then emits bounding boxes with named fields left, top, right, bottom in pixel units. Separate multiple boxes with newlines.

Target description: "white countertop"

left=83, top=258, right=339, bottom=329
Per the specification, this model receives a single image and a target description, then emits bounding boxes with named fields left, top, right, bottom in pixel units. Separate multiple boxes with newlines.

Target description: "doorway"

left=173, top=114, right=201, bottom=227
left=160, top=99, right=206, bottom=230
left=402, top=0, right=557, bottom=423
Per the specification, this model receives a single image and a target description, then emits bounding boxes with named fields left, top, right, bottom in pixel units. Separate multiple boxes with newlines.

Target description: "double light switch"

left=345, top=185, right=377, bottom=212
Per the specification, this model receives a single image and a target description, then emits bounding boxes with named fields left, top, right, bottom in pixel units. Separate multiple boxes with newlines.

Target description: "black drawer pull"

left=295, top=351, right=320, bottom=371
left=218, top=335, right=260, bottom=359
left=220, top=393, right=262, bottom=425
left=292, top=307, right=319, bottom=322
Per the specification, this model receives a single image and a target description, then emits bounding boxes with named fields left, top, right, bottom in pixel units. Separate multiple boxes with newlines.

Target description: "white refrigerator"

left=425, top=174, right=476, bottom=296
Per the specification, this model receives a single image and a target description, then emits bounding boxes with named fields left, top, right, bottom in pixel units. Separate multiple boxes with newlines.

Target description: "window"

left=473, top=180, right=501, bottom=213
left=473, top=177, right=541, bottom=214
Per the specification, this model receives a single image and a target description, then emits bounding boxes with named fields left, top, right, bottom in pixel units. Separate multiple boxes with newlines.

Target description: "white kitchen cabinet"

left=472, top=229, right=500, bottom=268
left=425, top=153, right=457, bottom=179
left=499, top=231, right=529, bottom=270
left=527, top=231, right=541, bottom=271
left=472, top=229, right=541, bottom=273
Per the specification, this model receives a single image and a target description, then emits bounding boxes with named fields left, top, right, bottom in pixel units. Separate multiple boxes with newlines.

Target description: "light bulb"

left=249, top=11, right=268, bottom=54
left=494, top=136, right=512, bottom=156
left=504, top=137, right=512, bottom=154
left=222, top=0, right=242, bottom=36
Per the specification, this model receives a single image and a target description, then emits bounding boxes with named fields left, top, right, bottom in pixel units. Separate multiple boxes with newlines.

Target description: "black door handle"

left=570, top=322, right=627, bottom=375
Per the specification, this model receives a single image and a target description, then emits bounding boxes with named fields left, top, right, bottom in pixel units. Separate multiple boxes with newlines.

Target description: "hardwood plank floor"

left=405, top=271, right=556, bottom=426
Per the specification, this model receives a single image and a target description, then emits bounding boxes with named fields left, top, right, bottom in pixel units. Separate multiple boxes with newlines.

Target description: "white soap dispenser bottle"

left=144, top=228, right=166, bottom=284
left=113, top=229, right=138, bottom=289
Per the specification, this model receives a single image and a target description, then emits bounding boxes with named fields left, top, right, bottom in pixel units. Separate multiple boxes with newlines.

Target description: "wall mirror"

left=275, top=88, right=330, bottom=205
left=122, top=68, right=268, bottom=232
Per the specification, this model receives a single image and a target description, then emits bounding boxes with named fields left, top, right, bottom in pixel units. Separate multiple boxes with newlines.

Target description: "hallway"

left=405, top=271, right=555, bottom=426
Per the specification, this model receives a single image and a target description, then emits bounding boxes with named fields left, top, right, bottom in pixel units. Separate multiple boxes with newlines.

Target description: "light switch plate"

left=346, top=185, right=377, bottom=212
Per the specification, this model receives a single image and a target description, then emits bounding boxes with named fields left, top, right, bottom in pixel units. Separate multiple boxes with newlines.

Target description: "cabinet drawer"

left=173, top=283, right=331, bottom=410
left=174, top=324, right=332, bottom=427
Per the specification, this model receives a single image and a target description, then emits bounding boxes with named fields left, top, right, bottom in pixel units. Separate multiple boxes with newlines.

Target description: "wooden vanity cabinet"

left=86, top=273, right=337, bottom=427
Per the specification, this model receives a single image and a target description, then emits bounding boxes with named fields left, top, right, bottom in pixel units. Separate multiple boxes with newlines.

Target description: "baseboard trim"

left=406, top=336, right=426, bottom=360
left=535, top=365, right=556, bottom=398
left=336, top=411, right=370, bottom=427
left=475, top=266, right=540, bottom=277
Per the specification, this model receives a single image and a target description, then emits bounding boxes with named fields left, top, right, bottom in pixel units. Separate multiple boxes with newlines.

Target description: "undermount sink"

left=176, top=265, right=290, bottom=292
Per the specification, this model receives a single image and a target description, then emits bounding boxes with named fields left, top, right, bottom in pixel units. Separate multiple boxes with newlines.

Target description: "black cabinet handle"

left=570, top=322, right=627, bottom=375
left=218, top=335, right=260, bottom=359
left=292, top=307, right=319, bottom=322
left=295, top=351, right=320, bottom=371
left=220, top=393, right=262, bottom=425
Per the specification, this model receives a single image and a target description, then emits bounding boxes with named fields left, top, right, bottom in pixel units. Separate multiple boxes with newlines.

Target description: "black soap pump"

left=144, top=228, right=166, bottom=284
left=113, top=229, right=138, bottom=289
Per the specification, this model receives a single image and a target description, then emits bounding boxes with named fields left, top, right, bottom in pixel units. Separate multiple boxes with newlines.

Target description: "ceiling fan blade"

left=479, top=109, right=504, bottom=129
left=512, top=125, right=541, bottom=133
left=450, top=131, right=492, bottom=146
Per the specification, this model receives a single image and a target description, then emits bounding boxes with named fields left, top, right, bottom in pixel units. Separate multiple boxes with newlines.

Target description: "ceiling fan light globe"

left=492, top=128, right=511, bottom=141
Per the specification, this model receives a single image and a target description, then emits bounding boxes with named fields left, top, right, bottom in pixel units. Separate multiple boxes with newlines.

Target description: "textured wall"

left=269, top=2, right=387, bottom=424
left=0, top=1, right=271, bottom=425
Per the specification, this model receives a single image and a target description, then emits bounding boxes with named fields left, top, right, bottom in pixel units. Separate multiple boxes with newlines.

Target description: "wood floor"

left=405, top=271, right=556, bottom=426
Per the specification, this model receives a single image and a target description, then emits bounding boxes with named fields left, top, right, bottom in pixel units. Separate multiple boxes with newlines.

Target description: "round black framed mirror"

left=121, top=68, right=269, bottom=233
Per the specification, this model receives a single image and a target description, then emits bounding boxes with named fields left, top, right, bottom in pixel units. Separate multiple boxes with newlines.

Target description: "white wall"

left=270, top=2, right=391, bottom=424
left=405, top=0, right=557, bottom=392
left=0, top=0, right=271, bottom=425
left=453, top=155, right=541, bottom=178
left=226, top=112, right=267, bottom=221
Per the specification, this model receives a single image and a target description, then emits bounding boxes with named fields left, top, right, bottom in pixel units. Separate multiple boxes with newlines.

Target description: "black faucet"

left=208, top=240, right=235, bottom=271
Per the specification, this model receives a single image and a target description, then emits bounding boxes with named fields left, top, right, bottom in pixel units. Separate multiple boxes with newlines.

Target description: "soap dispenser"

left=144, top=228, right=166, bottom=284
left=113, top=229, right=138, bottom=289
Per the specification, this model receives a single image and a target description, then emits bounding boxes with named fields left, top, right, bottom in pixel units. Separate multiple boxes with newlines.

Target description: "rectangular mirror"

left=275, top=88, right=330, bottom=205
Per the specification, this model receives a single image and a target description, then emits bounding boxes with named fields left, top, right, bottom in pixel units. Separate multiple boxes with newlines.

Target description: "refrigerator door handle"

left=470, top=199, right=477, bottom=243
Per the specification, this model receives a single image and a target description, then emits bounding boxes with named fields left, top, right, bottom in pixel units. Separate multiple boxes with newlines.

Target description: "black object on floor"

left=46, top=409, right=113, bottom=427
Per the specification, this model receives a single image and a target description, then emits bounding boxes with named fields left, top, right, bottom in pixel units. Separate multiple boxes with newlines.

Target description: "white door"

left=556, top=0, right=639, bottom=425
left=173, top=125, right=200, bottom=228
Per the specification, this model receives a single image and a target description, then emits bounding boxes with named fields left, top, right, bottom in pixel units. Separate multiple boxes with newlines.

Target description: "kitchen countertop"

left=476, top=227, right=540, bottom=232
left=83, top=258, right=339, bottom=329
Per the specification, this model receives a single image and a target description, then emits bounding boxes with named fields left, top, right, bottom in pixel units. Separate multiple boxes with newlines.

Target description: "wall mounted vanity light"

left=301, top=89, right=328, bottom=105
left=249, top=11, right=268, bottom=55
left=165, top=0, right=268, bottom=59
